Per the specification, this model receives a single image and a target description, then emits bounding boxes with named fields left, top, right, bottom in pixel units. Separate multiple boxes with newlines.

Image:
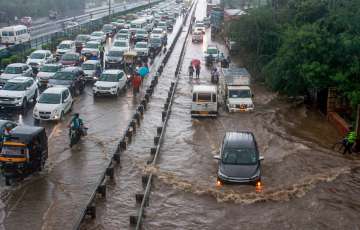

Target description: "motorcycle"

left=211, top=70, right=219, bottom=84
left=69, top=126, right=87, bottom=148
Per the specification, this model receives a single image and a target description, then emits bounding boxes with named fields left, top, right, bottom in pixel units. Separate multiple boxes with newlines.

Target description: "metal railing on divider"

left=71, top=4, right=193, bottom=230
left=129, top=1, right=197, bottom=229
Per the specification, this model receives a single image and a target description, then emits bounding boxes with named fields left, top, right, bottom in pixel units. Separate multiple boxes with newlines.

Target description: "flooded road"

left=0, top=2, right=185, bottom=229
left=137, top=0, right=360, bottom=229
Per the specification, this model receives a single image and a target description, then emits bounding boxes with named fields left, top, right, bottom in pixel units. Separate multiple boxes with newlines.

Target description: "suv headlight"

left=111, top=86, right=117, bottom=89
left=16, top=97, right=23, bottom=101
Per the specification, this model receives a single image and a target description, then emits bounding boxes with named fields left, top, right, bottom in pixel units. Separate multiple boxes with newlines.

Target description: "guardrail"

left=71, top=5, right=192, bottom=230
left=129, top=1, right=196, bottom=229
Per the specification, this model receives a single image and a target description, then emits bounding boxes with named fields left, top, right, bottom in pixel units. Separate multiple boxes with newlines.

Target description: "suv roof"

left=7, top=63, right=27, bottom=68
left=61, top=66, right=82, bottom=72
left=31, top=50, right=50, bottom=54
left=224, top=132, right=257, bottom=149
left=102, top=69, right=124, bottom=75
left=8, top=76, right=32, bottom=83
left=43, top=86, right=68, bottom=94
left=60, top=40, right=74, bottom=44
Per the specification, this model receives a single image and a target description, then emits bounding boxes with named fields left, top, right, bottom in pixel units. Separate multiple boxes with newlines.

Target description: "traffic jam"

left=0, top=0, right=356, bottom=229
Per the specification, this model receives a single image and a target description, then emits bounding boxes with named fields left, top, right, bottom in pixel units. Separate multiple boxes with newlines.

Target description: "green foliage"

left=228, top=0, right=360, bottom=108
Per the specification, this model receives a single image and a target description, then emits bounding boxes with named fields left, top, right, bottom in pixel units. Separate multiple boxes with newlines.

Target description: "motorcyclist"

left=343, top=128, right=357, bottom=154
left=211, top=67, right=219, bottom=83
left=206, top=55, right=214, bottom=67
left=69, top=113, right=84, bottom=136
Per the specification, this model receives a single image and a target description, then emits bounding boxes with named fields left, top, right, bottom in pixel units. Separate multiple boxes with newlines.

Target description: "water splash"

left=144, top=165, right=351, bottom=204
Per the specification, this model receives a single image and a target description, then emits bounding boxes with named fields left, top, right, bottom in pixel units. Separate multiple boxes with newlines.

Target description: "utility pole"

left=109, top=0, right=111, bottom=21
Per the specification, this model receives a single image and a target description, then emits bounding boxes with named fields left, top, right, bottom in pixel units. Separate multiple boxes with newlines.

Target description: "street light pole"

left=109, top=0, right=111, bottom=20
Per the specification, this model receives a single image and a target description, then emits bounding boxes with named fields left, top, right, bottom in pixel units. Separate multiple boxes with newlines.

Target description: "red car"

left=60, top=52, right=81, bottom=67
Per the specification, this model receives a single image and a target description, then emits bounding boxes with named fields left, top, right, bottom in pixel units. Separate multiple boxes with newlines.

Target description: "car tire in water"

left=5, top=176, right=10, bottom=186
left=22, top=98, right=27, bottom=110
left=59, top=111, right=65, bottom=122
left=33, top=90, right=38, bottom=104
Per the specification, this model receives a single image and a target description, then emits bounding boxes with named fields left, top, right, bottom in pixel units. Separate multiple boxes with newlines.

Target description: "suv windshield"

left=229, top=89, right=251, bottom=98
left=99, top=73, right=122, bottom=82
left=40, top=65, right=59, bottom=72
left=91, top=32, right=103, bottom=37
left=136, top=30, right=146, bottom=34
left=38, top=93, right=61, bottom=104
left=108, top=51, right=123, bottom=57
left=85, top=43, right=98, bottom=49
left=222, top=148, right=257, bottom=165
left=103, top=25, right=113, bottom=31
left=136, top=43, right=147, bottom=48
left=30, top=53, right=45, bottom=59
left=76, top=35, right=89, bottom=42
left=82, top=64, right=95, bottom=70
left=62, top=54, right=78, bottom=61
left=3, top=82, right=27, bottom=91
left=207, top=48, right=218, bottom=54
left=53, top=71, right=75, bottom=80
left=4, top=66, right=22, bottom=74
left=114, top=41, right=128, bottom=47
left=59, top=43, right=71, bottom=49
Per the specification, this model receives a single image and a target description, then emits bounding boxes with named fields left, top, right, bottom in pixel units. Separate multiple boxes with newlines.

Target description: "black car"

left=48, top=67, right=85, bottom=96
left=214, top=132, right=264, bottom=185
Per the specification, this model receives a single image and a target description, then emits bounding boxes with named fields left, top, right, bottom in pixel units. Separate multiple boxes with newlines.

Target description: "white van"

left=191, top=85, right=218, bottom=117
left=0, top=25, right=30, bottom=45
left=130, top=18, right=147, bottom=34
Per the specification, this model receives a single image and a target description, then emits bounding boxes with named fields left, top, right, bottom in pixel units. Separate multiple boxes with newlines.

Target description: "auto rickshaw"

left=0, top=126, right=48, bottom=185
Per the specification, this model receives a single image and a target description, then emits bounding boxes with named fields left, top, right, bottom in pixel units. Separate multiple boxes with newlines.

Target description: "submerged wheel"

left=5, top=176, right=10, bottom=186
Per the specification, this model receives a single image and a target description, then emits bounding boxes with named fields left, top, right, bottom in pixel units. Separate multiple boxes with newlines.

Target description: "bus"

left=0, top=25, right=30, bottom=45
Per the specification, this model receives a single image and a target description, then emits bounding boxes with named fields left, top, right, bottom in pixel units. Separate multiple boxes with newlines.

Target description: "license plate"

left=199, top=111, right=208, bottom=115
left=40, top=116, right=50, bottom=119
left=240, top=109, right=246, bottom=112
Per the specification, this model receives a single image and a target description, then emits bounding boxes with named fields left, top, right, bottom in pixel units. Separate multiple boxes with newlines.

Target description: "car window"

left=64, top=89, right=70, bottom=99
left=27, top=79, right=34, bottom=87
left=61, top=91, right=67, bottom=103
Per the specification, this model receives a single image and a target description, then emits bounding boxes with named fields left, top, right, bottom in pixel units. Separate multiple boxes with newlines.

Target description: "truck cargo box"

left=222, top=67, right=250, bottom=86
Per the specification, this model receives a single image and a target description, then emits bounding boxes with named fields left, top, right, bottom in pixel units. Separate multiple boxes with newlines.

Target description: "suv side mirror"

left=213, top=155, right=221, bottom=160
left=259, top=156, right=264, bottom=161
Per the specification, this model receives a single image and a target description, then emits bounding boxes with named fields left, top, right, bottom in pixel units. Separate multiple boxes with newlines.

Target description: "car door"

left=62, top=89, right=72, bottom=113
left=118, top=72, right=126, bottom=89
left=27, top=79, right=37, bottom=98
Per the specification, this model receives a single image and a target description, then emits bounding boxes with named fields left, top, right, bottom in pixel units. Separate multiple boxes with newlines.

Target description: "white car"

left=193, top=22, right=206, bottom=34
left=90, top=31, right=106, bottom=43
left=93, top=69, right=127, bottom=96
left=81, top=41, right=101, bottom=58
left=151, top=28, right=166, bottom=40
left=0, top=77, right=38, bottom=109
left=114, top=33, right=130, bottom=42
left=113, top=40, right=130, bottom=53
left=33, top=87, right=73, bottom=121
left=0, top=63, right=33, bottom=88
left=37, top=63, right=63, bottom=87
left=56, top=40, right=76, bottom=58
left=26, top=50, right=54, bottom=71
left=134, top=42, right=149, bottom=57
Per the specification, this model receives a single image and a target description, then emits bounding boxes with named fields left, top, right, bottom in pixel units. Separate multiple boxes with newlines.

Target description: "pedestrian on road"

left=195, top=64, right=200, bottom=79
left=132, top=74, right=142, bottom=95
left=188, top=64, right=194, bottom=79
left=343, top=129, right=357, bottom=154
left=99, top=44, right=105, bottom=68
